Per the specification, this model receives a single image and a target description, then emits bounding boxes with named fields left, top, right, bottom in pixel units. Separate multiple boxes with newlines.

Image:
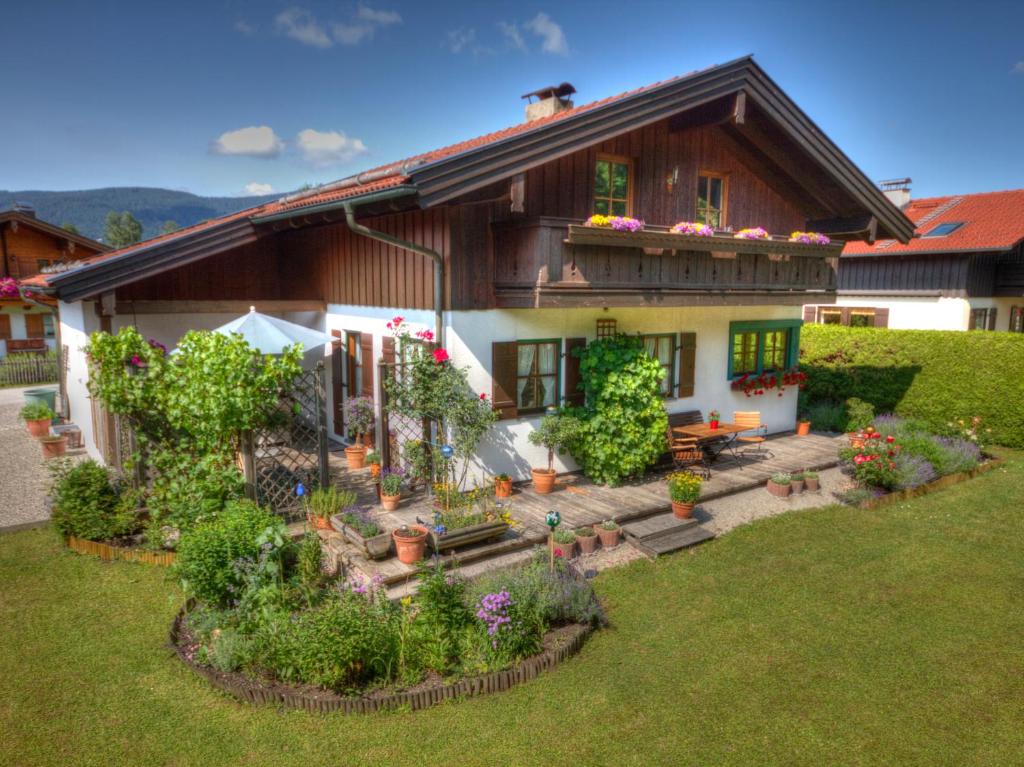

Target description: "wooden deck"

left=317, top=431, right=844, bottom=584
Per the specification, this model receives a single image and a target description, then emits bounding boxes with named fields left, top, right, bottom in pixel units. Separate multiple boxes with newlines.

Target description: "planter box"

left=566, top=224, right=842, bottom=258
left=330, top=514, right=392, bottom=560
left=429, top=520, right=510, bottom=552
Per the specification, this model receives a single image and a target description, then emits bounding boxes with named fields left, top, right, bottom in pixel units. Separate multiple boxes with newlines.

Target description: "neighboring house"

left=804, top=182, right=1024, bottom=331
left=25, top=56, right=912, bottom=477
left=0, top=205, right=107, bottom=356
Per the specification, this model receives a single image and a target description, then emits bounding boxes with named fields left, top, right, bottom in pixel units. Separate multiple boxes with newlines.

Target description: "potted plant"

left=803, top=470, right=820, bottom=492
left=379, top=469, right=404, bottom=511
left=40, top=434, right=68, bottom=459
left=494, top=473, right=513, bottom=498
left=790, top=471, right=805, bottom=494
left=392, top=524, right=429, bottom=564
left=20, top=402, right=54, bottom=438
left=306, top=487, right=355, bottom=532
left=592, top=520, right=619, bottom=549
left=331, top=505, right=392, bottom=560
left=767, top=472, right=792, bottom=498
left=366, top=451, right=382, bottom=479
left=667, top=471, right=702, bottom=518
left=553, top=528, right=577, bottom=559
left=575, top=526, right=599, bottom=555
left=708, top=409, right=721, bottom=430
left=343, top=396, right=375, bottom=469
left=527, top=412, right=584, bottom=494
left=796, top=415, right=811, bottom=436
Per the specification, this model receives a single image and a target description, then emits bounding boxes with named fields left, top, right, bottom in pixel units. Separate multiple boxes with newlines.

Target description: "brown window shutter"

left=360, top=333, right=375, bottom=398
left=563, top=337, right=586, bottom=407
left=678, top=332, right=697, bottom=398
left=25, top=314, right=44, bottom=338
left=802, top=305, right=816, bottom=323
left=7, top=259, right=19, bottom=278
left=382, top=336, right=396, bottom=364
left=0, top=315, right=10, bottom=340
left=330, top=330, right=344, bottom=434
left=873, top=308, right=889, bottom=328
left=968, top=311, right=977, bottom=330
left=491, top=341, right=518, bottom=420
left=988, top=307, right=997, bottom=331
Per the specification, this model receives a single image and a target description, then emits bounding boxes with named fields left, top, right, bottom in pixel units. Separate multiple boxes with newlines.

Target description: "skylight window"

left=922, top=221, right=964, bottom=238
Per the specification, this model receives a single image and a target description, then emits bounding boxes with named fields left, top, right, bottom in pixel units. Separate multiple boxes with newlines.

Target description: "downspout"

left=340, top=201, right=445, bottom=346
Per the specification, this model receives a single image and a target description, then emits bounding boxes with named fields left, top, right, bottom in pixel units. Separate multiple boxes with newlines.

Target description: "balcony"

left=492, top=217, right=840, bottom=308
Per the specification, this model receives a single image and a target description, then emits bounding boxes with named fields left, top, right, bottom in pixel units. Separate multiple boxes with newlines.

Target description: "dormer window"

left=593, top=155, right=632, bottom=216
left=922, top=222, right=964, bottom=238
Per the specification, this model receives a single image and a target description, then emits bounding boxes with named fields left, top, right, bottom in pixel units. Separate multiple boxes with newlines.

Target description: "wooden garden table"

left=672, top=423, right=747, bottom=463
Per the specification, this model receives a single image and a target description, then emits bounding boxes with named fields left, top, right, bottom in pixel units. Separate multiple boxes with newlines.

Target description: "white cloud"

left=498, top=21, right=526, bottom=52
left=296, top=129, right=368, bottom=167
left=332, top=22, right=375, bottom=45
left=1012, top=61, right=1024, bottom=74
left=446, top=27, right=477, bottom=54
left=211, top=126, right=284, bottom=158
left=244, top=182, right=274, bottom=195
left=275, top=7, right=332, bottom=49
left=234, top=19, right=255, bottom=36
left=525, top=12, right=568, bottom=56
left=357, top=6, right=401, bottom=26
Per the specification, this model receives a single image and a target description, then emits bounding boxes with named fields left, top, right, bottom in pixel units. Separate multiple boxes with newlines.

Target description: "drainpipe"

left=340, top=201, right=445, bottom=346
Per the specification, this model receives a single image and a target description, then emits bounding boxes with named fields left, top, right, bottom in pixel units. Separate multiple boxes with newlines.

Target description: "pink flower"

left=553, top=548, right=563, bottom=557
left=885, top=435, right=895, bottom=444
left=432, top=348, right=449, bottom=364
left=391, top=315, right=404, bottom=327
left=416, top=329, right=434, bottom=342
left=129, top=354, right=142, bottom=366
left=479, top=392, right=487, bottom=400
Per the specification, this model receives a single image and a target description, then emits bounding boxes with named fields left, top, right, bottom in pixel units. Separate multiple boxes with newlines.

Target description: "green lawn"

left=2, top=456, right=1023, bottom=767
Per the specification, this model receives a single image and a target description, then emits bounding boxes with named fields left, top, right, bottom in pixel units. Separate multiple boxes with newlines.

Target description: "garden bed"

left=65, top=535, right=175, bottom=567
left=856, top=455, right=1002, bottom=510
left=169, top=605, right=592, bottom=713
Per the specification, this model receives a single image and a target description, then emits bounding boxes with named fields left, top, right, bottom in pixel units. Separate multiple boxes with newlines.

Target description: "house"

left=804, top=181, right=1024, bottom=331
left=24, top=56, right=913, bottom=479
left=1, top=205, right=107, bottom=356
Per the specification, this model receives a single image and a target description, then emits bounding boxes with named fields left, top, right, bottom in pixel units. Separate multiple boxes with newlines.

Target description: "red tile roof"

left=843, top=188, right=1024, bottom=256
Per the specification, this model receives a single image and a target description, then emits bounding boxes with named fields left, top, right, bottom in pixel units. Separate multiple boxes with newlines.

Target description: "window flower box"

left=565, top=224, right=842, bottom=258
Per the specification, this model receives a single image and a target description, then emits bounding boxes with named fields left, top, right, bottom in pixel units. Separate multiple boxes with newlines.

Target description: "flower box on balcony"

left=565, top=224, right=842, bottom=258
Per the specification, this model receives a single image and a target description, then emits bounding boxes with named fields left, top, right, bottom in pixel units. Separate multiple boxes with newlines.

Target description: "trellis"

left=377, top=359, right=434, bottom=484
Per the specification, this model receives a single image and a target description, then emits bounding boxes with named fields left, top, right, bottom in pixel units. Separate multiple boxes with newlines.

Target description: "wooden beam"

left=496, top=288, right=835, bottom=309
left=733, top=90, right=746, bottom=125
left=114, top=299, right=327, bottom=315
left=806, top=214, right=878, bottom=241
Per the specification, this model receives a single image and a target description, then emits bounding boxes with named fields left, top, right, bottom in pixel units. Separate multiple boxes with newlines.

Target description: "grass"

left=2, top=455, right=1024, bottom=766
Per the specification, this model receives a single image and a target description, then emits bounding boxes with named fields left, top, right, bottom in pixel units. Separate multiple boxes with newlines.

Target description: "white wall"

left=324, top=304, right=803, bottom=484
left=829, top=295, right=1021, bottom=332
left=58, top=300, right=102, bottom=460
left=0, top=306, right=57, bottom=356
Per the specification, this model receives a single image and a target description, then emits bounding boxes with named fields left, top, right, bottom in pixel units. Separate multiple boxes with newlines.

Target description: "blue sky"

left=3, top=0, right=1023, bottom=200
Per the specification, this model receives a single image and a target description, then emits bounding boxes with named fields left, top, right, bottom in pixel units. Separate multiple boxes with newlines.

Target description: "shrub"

left=568, top=335, right=669, bottom=485
left=800, top=325, right=1024, bottom=447
left=295, top=532, right=324, bottom=598
left=414, top=560, right=474, bottom=670
left=147, top=449, right=244, bottom=533
left=19, top=402, right=54, bottom=422
left=49, top=459, right=140, bottom=541
left=804, top=400, right=846, bottom=432
left=305, top=486, right=355, bottom=520
left=174, top=500, right=283, bottom=606
left=844, top=397, right=875, bottom=432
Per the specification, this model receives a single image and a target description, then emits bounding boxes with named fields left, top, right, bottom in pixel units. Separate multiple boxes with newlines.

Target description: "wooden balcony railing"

left=492, top=217, right=840, bottom=308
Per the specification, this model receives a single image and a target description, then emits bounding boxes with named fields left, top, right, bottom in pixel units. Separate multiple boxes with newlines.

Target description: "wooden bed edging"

left=65, top=536, right=176, bottom=567
left=859, top=456, right=1003, bottom=510
left=169, top=605, right=593, bottom=714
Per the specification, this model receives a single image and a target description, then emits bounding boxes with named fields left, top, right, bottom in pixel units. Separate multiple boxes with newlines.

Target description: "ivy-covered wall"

left=800, top=325, right=1024, bottom=447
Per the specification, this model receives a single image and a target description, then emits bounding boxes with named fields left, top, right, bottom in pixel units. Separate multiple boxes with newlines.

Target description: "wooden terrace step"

left=622, top=513, right=715, bottom=557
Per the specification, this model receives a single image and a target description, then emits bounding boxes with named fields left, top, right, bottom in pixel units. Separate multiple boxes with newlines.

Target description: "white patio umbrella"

left=206, top=306, right=334, bottom=355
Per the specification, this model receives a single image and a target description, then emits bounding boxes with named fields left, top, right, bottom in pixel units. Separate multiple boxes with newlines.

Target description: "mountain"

left=0, top=187, right=281, bottom=242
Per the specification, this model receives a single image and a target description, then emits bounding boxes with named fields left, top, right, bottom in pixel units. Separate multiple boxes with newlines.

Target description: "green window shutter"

left=678, top=332, right=697, bottom=397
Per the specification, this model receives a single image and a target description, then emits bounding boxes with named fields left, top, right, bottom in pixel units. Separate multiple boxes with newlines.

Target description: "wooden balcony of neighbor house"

left=492, top=217, right=840, bottom=308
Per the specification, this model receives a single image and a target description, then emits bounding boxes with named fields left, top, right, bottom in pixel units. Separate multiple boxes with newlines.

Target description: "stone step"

left=632, top=525, right=715, bottom=558
left=621, top=514, right=698, bottom=542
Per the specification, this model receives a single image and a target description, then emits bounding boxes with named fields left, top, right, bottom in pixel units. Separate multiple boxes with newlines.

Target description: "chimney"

left=521, top=82, right=576, bottom=122
left=12, top=201, right=36, bottom=218
left=879, top=178, right=911, bottom=210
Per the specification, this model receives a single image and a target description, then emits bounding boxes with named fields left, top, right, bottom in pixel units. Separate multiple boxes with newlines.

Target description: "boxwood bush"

left=800, top=325, right=1024, bottom=447
left=49, top=459, right=141, bottom=541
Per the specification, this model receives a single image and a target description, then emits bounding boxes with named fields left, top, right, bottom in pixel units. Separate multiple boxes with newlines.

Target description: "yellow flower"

left=587, top=214, right=611, bottom=227
left=400, top=596, right=412, bottom=608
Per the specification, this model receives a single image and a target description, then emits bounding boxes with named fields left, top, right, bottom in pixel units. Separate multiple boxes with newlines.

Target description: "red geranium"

left=432, top=348, right=450, bottom=364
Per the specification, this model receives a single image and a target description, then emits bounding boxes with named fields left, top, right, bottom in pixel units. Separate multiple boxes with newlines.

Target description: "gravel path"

left=0, top=387, right=55, bottom=530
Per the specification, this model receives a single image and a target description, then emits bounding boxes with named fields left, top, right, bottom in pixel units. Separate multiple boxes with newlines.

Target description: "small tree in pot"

left=527, top=412, right=585, bottom=494
left=343, top=396, right=375, bottom=469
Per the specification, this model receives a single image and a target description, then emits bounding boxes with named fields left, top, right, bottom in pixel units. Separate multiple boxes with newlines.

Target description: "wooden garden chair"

left=667, top=430, right=710, bottom=479
left=733, top=411, right=770, bottom=460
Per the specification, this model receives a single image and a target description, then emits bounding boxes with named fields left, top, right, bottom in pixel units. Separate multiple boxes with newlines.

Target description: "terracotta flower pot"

left=595, top=525, right=620, bottom=549
left=805, top=477, right=820, bottom=492
left=369, top=462, right=381, bottom=479
left=791, top=479, right=805, bottom=494
left=796, top=420, right=811, bottom=436
left=766, top=480, right=791, bottom=498
left=531, top=468, right=556, bottom=494
left=345, top=445, right=367, bottom=470
left=380, top=492, right=401, bottom=512
left=307, top=513, right=332, bottom=531
left=671, top=500, right=695, bottom=519
left=25, top=418, right=51, bottom=439
left=392, top=525, right=428, bottom=564
left=576, top=532, right=599, bottom=555
left=40, top=436, right=67, bottom=459
left=555, top=540, right=575, bottom=559
left=495, top=477, right=513, bottom=498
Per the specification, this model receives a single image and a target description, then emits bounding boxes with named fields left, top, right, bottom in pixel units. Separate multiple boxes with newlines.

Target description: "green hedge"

left=800, top=325, right=1024, bottom=447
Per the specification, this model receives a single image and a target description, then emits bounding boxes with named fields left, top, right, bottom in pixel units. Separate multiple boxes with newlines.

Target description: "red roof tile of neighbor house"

left=843, top=188, right=1024, bottom=256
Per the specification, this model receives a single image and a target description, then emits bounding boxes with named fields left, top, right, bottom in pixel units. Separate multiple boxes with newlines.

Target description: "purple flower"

left=609, top=216, right=645, bottom=232
left=894, top=453, right=937, bottom=490
left=147, top=338, right=168, bottom=355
